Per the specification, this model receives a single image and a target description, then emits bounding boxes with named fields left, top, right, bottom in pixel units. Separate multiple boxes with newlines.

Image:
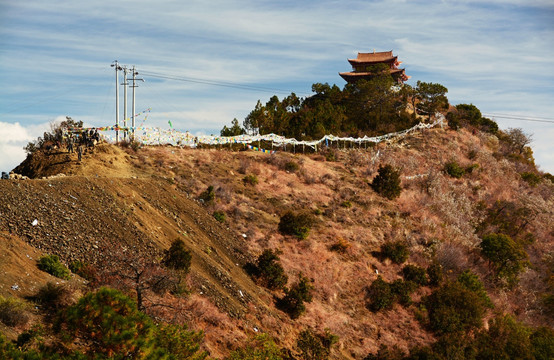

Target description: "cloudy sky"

left=1, top=0, right=553, bottom=173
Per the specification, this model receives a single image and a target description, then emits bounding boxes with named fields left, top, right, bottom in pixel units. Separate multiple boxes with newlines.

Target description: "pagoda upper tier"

left=339, top=50, right=410, bottom=84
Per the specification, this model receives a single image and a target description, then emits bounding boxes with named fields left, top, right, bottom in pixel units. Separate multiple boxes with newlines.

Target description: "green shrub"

left=480, top=233, right=528, bottom=287
left=329, top=238, right=351, bottom=253
left=277, top=274, right=313, bottom=319
left=474, top=315, right=533, bottom=360
left=544, top=173, right=554, bottom=183
left=15, top=324, right=44, bottom=349
left=213, top=210, right=226, bottom=223
left=456, top=270, right=493, bottom=308
left=465, top=163, right=479, bottom=174
left=284, top=160, right=300, bottom=172
left=278, top=211, right=314, bottom=240
left=35, top=282, right=73, bottom=313
left=370, top=164, right=402, bottom=200
left=521, top=172, right=541, bottom=187
left=367, top=276, right=394, bottom=312
left=163, top=238, right=192, bottom=273
left=0, top=296, right=29, bottom=327
left=444, top=161, right=465, bottom=178
left=250, top=249, right=288, bottom=290
left=37, top=254, right=70, bottom=280
left=427, top=262, right=444, bottom=287
left=364, top=344, right=406, bottom=360
left=380, top=241, right=409, bottom=264
left=243, top=174, right=259, bottom=185
left=424, top=281, right=485, bottom=335
left=199, top=185, right=215, bottom=203
left=297, top=328, right=338, bottom=360
left=56, top=287, right=156, bottom=358
left=341, top=200, right=352, bottom=208
left=391, top=279, right=416, bottom=307
left=154, top=323, right=208, bottom=360
left=402, top=264, right=428, bottom=286
left=226, top=334, right=284, bottom=360
left=69, top=260, right=95, bottom=280
left=531, top=326, right=554, bottom=360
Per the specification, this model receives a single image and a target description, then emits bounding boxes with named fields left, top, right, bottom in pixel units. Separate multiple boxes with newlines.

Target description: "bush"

left=37, top=254, right=70, bottom=280
left=456, top=270, right=493, bottom=308
left=278, top=211, right=314, bottom=240
left=402, top=264, right=428, bottom=286
left=69, top=260, right=95, bottom=280
left=364, top=344, right=406, bottom=360
left=329, top=238, right=351, bottom=253
left=284, top=160, right=300, bottom=172
left=277, top=274, right=313, bottom=319
left=163, top=238, right=192, bottom=273
left=0, top=296, right=29, bottom=327
left=465, top=163, right=479, bottom=174
left=444, top=160, right=465, bottom=178
left=243, top=174, right=259, bottom=185
left=424, top=281, right=485, bottom=335
left=474, top=315, right=533, bottom=360
left=154, top=323, right=208, bottom=360
left=531, top=326, right=554, bottom=360
left=427, top=262, right=444, bottom=287
left=250, top=249, right=288, bottom=290
left=391, top=279, right=417, bottom=307
left=521, top=172, right=541, bottom=187
left=480, top=233, right=528, bottom=287
left=380, top=241, right=409, bottom=264
left=370, top=164, right=402, bottom=200
left=35, top=282, right=73, bottom=313
left=213, top=210, right=226, bottom=223
left=198, top=185, right=215, bottom=203
left=367, top=276, right=394, bottom=312
left=226, top=334, right=284, bottom=360
left=297, top=328, right=338, bottom=360
left=56, top=287, right=156, bottom=358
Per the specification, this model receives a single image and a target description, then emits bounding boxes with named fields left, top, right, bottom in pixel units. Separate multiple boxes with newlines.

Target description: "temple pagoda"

left=339, top=50, right=410, bottom=84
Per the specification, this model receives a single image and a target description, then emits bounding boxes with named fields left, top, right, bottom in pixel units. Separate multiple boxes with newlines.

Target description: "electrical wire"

left=139, top=70, right=304, bottom=96
left=482, top=113, right=554, bottom=124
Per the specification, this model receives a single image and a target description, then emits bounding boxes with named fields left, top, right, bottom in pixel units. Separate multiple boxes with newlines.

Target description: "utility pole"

left=122, top=66, right=129, bottom=141
left=130, top=66, right=144, bottom=141
left=110, top=61, right=122, bottom=143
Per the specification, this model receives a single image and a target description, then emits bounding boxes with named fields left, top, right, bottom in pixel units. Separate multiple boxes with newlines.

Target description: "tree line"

left=222, top=69, right=449, bottom=139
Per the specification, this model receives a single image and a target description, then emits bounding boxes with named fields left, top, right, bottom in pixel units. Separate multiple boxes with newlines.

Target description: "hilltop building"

left=339, top=50, right=410, bottom=84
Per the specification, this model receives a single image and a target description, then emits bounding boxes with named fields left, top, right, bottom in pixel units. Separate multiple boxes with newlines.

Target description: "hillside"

left=1, top=126, right=553, bottom=359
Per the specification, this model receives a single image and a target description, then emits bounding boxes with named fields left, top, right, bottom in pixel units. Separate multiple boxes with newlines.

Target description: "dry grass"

left=4, top=126, right=553, bottom=357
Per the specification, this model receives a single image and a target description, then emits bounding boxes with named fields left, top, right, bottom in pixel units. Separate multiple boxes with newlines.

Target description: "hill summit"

left=1, top=125, right=553, bottom=359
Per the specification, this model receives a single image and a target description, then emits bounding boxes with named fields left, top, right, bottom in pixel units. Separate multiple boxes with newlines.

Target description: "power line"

left=482, top=113, right=554, bottom=124
left=139, top=70, right=302, bottom=96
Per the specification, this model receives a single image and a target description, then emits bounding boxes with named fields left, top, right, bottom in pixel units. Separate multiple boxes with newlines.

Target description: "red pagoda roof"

left=339, top=50, right=409, bottom=83
left=347, top=51, right=397, bottom=65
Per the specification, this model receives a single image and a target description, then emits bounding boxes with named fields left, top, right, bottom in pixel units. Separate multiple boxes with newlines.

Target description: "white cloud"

left=0, top=121, right=51, bottom=172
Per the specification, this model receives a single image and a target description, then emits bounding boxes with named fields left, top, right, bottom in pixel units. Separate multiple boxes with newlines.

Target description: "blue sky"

left=1, top=0, right=553, bottom=173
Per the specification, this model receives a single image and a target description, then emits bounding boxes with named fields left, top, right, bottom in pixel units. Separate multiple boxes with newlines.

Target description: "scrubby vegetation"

left=380, top=241, right=410, bottom=264
left=247, top=249, right=288, bottom=290
left=370, top=164, right=402, bottom=200
left=277, top=274, right=314, bottom=319
left=5, top=71, right=554, bottom=359
left=37, top=254, right=71, bottom=280
left=163, top=238, right=193, bottom=273
left=0, top=296, right=29, bottom=328
left=278, top=211, right=314, bottom=240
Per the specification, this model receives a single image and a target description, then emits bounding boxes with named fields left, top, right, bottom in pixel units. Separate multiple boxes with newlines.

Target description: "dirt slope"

left=2, top=145, right=275, bottom=322
left=2, top=129, right=553, bottom=359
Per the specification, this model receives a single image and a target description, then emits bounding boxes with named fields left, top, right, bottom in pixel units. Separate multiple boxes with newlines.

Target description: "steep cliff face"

left=1, top=127, right=553, bottom=358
